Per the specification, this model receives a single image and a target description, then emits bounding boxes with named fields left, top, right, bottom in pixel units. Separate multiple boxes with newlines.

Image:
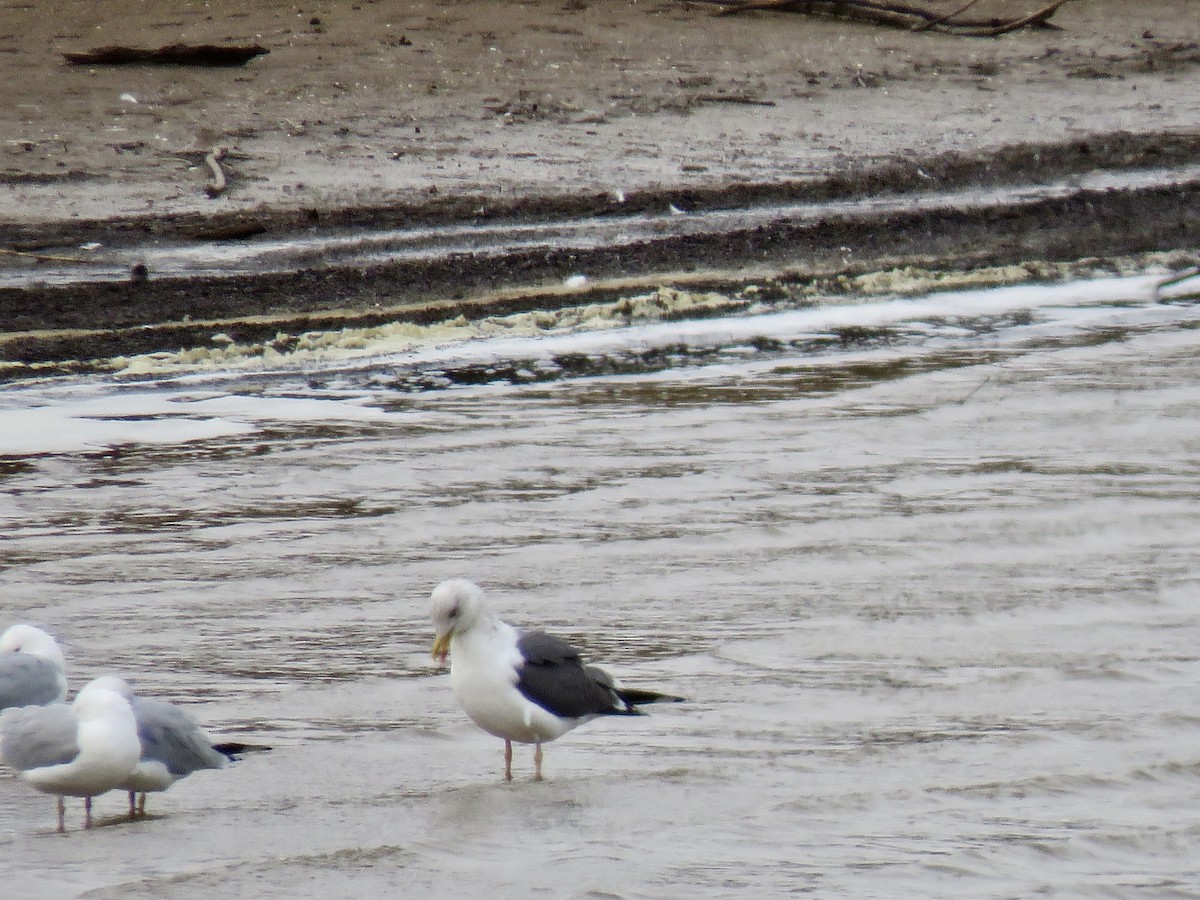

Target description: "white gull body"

left=88, top=676, right=229, bottom=817
left=430, top=579, right=683, bottom=780
left=0, top=677, right=141, bottom=832
left=446, top=603, right=575, bottom=746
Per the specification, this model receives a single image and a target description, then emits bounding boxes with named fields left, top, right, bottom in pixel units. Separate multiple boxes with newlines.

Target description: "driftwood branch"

left=703, top=0, right=1069, bottom=36
left=912, top=0, right=984, bottom=32
left=968, top=1, right=1069, bottom=37
left=63, top=44, right=268, bottom=67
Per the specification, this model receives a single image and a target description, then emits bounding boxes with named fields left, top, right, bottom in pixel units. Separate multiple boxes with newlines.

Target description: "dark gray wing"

left=132, top=697, right=226, bottom=776
left=0, top=655, right=64, bottom=710
left=514, top=630, right=638, bottom=720
left=0, top=703, right=80, bottom=771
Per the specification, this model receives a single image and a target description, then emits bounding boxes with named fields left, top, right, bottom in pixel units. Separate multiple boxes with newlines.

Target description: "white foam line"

left=376, top=274, right=1161, bottom=369
left=124, top=273, right=1165, bottom=385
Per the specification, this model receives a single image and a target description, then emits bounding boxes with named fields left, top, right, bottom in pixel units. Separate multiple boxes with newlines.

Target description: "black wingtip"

left=212, top=740, right=273, bottom=761
left=618, top=688, right=687, bottom=707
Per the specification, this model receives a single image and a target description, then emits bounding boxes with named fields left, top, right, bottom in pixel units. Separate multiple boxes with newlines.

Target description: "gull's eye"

left=448, top=602, right=461, bottom=619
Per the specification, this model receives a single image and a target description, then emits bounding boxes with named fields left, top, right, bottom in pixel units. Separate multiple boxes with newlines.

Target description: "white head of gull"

left=0, top=624, right=68, bottom=711
left=429, top=578, right=684, bottom=781
left=0, top=676, right=140, bottom=832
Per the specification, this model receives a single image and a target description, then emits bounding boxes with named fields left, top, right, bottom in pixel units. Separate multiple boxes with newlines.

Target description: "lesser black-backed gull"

left=430, top=579, right=684, bottom=781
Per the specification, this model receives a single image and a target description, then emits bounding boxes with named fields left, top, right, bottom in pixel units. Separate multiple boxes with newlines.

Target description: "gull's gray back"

left=0, top=654, right=65, bottom=711
left=0, top=703, right=79, bottom=771
left=132, top=696, right=226, bottom=775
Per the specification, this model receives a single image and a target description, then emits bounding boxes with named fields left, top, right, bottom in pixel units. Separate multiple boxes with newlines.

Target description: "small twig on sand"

left=204, top=146, right=229, bottom=198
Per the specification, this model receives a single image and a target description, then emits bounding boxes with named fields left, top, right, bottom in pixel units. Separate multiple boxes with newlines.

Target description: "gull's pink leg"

left=56, top=797, right=66, bottom=834
left=128, top=791, right=137, bottom=819
left=533, top=742, right=543, bottom=782
left=504, top=739, right=513, bottom=782
left=84, top=796, right=93, bottom=829
left=138, top=792, right=147, bottom=816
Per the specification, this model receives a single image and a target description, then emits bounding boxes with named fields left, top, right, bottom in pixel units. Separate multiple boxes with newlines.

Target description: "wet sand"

left=1, top=0, right=1198, bottom=371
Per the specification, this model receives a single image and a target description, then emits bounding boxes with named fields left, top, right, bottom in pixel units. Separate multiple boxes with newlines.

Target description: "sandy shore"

left=1, top=0, right=1198, bottom=369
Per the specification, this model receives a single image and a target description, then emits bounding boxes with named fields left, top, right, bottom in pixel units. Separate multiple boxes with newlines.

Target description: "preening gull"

left=429, top=579, right=684, bottom=781
left=88, top=676, right=243, bottom=818
left=0, top=624, right=68, bottom=711
left=0, top=677, right=140, bottom=832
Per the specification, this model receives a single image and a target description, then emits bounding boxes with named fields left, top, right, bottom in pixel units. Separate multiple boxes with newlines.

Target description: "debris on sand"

left=62, top=44, right=268, bottom=67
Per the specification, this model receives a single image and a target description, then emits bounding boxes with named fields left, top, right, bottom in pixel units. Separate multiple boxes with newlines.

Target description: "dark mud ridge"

left=2, top=129, right=1198, bottom=373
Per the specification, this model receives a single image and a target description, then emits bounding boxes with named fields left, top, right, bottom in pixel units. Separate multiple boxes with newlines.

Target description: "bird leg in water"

left=56, top=797, right=66, bottom=834
left=534, top=742, right=543, bottom=782
left=84, top=796, right=93, bottom=829
left=504, top=739, right=513, bottom=782
left=126, top=790, right=148, bottom=818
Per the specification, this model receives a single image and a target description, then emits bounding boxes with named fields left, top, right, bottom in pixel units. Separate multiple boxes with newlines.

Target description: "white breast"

left=26, top=690, right=140, bottom=798
left=450, top=620, right=573, bottom=744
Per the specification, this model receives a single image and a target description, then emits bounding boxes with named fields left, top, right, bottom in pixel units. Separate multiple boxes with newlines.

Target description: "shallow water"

left=1, top=274, right=1199, bottom=897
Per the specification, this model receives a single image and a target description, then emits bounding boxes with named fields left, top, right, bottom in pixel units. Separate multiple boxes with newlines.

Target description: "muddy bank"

left=1, top=1, right=1199, bottom=373
left=3, top=128, right=1199, bottom=374
left=4, top=0, right=1198, bottom=222
left=3, top=128, right=1200, bottom=251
